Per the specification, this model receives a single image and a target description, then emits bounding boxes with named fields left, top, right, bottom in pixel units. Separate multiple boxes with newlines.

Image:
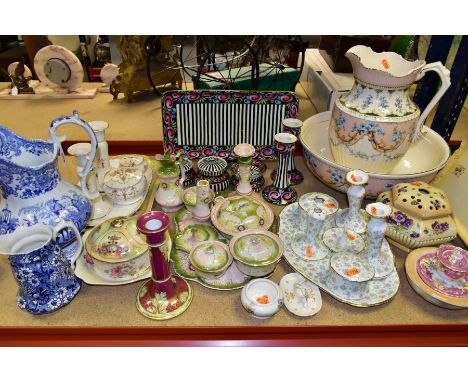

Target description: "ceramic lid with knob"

left=190, top=241, right=231, bottom=272
left=390, top=182, right=451, bottom=219
left=437, top=245, right=468, bottom=273
left=230, top=229, right=283, bottom=266
left=198, top=156, right=227, bottom=177
left=85, top=216, right=149, bottom=263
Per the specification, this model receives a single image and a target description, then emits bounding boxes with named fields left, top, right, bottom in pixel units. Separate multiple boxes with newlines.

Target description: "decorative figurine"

left=67, top=142, right=112, bottom=221
left=89, top=120, right=110, bottom=192
left=291, top=192, right=339, bottom=261
left=0, top=111, right=98, bottom=251
left=362, top=202, right=395, bottom=279
left=7, top=61, right=34, bottom=94
left=271, top=118, right=304, bottom=185
left=233, top=143, right=256, bottom=196
left=154, top=150, right=185, bottom=212
left=0, top=220, right=83, bottom=314
left=335, top=169, right=369, bottom=234
left=262, top=133, right=298, bottom=205
left=136, top=211, right=193, bottom=320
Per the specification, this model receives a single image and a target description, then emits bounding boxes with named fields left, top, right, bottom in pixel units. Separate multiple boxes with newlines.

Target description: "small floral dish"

left=84, top=216, right=150, bottom=281
left=416, top=251, right=467, bottom=298
left=322, top=227, right=365, bottom=254
left=118, top=154, right=148, bottom=174
left=377, top=181, right=457, bottom=250
left=229, top=229, right=283, bottom=277
left=211, top=195, right=275, bottom=237
left=405, top=247, right=468, bottom=309
left=103, top=167, right=147, bottom=206
left=241, top=278, right=283, bottom=319
left=189, top=240, right=232, bottom=279
left=326, top=253, right=374, bottom=300
left=174, top=224, right=218, bottom=254
left=280, top=273, right=322, bottom=317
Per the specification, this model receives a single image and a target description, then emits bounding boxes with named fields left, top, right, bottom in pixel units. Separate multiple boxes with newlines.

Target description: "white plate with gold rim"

left=279, top=203, right=400, bottom=307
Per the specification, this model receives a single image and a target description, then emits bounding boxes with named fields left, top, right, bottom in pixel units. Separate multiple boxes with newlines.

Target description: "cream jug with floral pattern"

left=329, top=45, right=451, bottom=174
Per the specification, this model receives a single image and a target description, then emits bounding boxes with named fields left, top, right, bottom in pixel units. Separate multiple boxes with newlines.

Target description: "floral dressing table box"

left=377, top=181, right=457, bottom=250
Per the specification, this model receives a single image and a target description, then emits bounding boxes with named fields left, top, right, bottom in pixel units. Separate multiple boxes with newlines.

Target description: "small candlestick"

left=262, top=133, right=298, bottom=205
left=233, top=143, right=256, bottom=196
left=335, top=170, right=369, bottom=234
left=136, top=211, right=193, bottom=320
left=67, top=142, right=112, bottom=221
left=89, top=120, right=110, bottom=192
left=362, top=202, right=395, bottom=279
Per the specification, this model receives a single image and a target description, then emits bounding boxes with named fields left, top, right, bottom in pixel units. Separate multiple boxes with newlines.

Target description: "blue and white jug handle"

left=53, top=220, right=83, bottom=269
left=413, top=62, right=451, bottom=143
left=49, top=110, right=99, bottom=200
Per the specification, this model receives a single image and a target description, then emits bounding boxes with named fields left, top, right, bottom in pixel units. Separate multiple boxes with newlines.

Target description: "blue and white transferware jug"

left=0, top=111, right=98, bottom=250
left=0, top=220, right=83, bottom=314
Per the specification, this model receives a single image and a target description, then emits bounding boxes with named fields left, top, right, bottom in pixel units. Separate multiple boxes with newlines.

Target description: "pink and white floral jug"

left=329, top=45, right=451, bottom=174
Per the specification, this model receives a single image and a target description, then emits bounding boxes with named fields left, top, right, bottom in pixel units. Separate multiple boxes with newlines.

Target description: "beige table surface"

left=0, top=158, right=467, bottom=328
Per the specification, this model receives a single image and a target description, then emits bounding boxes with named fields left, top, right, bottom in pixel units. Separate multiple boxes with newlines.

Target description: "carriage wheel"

left=193, top=37, right=259, bottom=90
left=254, top=35, right=306, bottom=91
left=145, top=36, right=184, bottom=95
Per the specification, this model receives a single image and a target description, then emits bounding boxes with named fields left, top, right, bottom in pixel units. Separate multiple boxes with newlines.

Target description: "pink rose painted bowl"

left=300, top=112, right=450, bottom=199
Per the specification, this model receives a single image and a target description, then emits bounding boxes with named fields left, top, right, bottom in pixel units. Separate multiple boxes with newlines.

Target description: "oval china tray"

left=74, top=230, right=151, bottom=286
left=87, top=157, right=157, bottom=227
left=279, top=203, right=400, bottom=307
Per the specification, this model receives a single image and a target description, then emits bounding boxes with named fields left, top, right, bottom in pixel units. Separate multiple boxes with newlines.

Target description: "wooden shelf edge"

left=1, top=324, right=467, bottom=346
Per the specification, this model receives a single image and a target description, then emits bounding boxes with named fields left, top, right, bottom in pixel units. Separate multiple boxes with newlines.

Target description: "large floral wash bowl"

left=300, top=111, right=450, bottom=198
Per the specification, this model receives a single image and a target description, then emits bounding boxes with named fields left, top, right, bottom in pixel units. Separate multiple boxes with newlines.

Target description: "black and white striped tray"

left=162, top=90, right=299, bottom=160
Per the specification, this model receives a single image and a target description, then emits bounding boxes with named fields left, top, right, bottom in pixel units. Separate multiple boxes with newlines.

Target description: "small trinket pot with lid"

left=196, top=156, right=230, bottom=192
left=377, top=181, right=457, bottom=250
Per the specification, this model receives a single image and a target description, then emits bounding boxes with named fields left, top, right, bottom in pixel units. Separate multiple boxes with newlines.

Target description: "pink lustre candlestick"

left=136, top=211, right=192, bottom=320
left=262, top=133, right=298, bottom=205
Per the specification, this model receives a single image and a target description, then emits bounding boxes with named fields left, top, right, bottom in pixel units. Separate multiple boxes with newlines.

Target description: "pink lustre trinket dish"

left=416, top=247, right=467, bottom=298
left=405, top=247, right=468, bottom=309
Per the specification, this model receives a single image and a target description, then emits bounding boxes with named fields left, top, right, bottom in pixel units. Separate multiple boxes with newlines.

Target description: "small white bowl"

left=103, top=167, right=147, bottom=205
left=240, top=278, right=283, bottom=319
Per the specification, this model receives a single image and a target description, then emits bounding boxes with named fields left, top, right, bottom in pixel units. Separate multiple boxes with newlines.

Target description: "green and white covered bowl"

left=229, top=229, right=283, bottom=277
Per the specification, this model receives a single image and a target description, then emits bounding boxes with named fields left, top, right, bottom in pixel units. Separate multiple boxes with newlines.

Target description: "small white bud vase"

left=292, top=192, right=339, bottom=261
left=89, top=120, right=110, bottom=192
left=193, top=179, right=211, bottom=222
left=233, top=143, right=255, bottom=196
left=362, top=202, right=395, bottom=278
left=335, top=169, right=369, bottom=233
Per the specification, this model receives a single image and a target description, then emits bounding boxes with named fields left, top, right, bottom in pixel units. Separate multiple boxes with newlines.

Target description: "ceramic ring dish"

left=87, top=156, right=154, bottom=227
left=280, top=273, right=322, bottom=317
left=279, top=202, right=400, bottom=307
left=405, top=246, right=468, bottom=309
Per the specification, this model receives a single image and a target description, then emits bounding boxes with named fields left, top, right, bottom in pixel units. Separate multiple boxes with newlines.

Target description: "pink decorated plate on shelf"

left=416, top=252, right=468, bottom=298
